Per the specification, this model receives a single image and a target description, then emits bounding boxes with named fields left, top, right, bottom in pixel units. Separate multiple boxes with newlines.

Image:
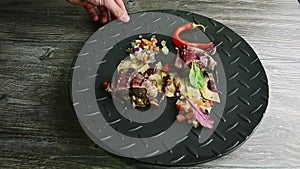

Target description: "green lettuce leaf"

left=189, top=61, right=204, bottom=89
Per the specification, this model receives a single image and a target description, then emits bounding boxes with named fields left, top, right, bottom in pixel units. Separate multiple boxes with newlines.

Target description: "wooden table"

left=1, top=0, right=300, bottom=168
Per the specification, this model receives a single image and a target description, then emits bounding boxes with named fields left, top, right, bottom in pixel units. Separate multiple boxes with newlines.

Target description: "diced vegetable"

left=102, top=81, right=109, bottom=89
left=176, top=114, right=186, bottom=122
left=196, top=100, right=204, bottom=106
left=182, top=93, right=214, bottom=129
left=162, top=63, right=170, bottom=72
left=176, top=103, right=182, bottom=111
left=106, top=23, right=220, bottom=130
left=207, top=100, right=213, bottom=105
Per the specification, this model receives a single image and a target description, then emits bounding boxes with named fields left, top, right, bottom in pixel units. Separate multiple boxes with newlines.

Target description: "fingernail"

left=120, top=14, right=130, bottom=22
left=93, top=15, right=99, bottom=22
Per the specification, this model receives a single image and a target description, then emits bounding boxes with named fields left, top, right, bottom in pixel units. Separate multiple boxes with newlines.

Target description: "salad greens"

left=189, top=61, right=204, bottom=89
left=181, top=93, right=214, bottom=129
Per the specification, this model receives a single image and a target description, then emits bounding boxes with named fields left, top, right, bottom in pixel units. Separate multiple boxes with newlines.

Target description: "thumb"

left=104, top=0, right=130, bottom=22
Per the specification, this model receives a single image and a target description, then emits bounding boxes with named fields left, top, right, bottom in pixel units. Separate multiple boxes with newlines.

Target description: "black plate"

left=69, top=10, right=269, bottom=166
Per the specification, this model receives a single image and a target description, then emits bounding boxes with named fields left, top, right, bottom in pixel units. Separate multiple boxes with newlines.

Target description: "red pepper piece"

left=172, top=22, right=213, bottom=49
left=140, top=43, right=145, bottom=48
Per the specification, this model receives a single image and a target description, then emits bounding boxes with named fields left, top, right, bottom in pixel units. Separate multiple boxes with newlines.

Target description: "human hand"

left=67, top=0, right=130, bottom=23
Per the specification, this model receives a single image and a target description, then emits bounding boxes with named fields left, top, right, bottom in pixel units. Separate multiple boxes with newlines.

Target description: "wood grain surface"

left=1, top=0, right=300, bottom=168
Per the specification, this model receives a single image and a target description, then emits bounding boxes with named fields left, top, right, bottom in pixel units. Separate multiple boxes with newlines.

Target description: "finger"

left=68, top=0, right=99, bottom=21
left=104, top=1, right=129, bottom=22
left=98, top=6, right=109, bottom=23
left=67, top=0, right=88, bottom=6
left=114, top=0, right=127, bottom=13
left=84, top=5, right=99, bottom=21
left=85, top=0, right=98, bottom=6
left=111, top=0, right=127, bottom=20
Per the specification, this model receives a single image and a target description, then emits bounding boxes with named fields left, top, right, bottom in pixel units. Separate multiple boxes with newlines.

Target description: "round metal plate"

left=69, top=10, right=269, bottom=166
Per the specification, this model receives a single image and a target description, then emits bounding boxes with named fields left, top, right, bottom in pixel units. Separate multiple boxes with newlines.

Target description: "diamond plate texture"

left=69, top=10, right=269, bottom=166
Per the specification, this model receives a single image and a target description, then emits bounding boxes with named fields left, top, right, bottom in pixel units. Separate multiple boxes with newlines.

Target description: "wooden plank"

left=1, top=0, right=300, bottom=168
